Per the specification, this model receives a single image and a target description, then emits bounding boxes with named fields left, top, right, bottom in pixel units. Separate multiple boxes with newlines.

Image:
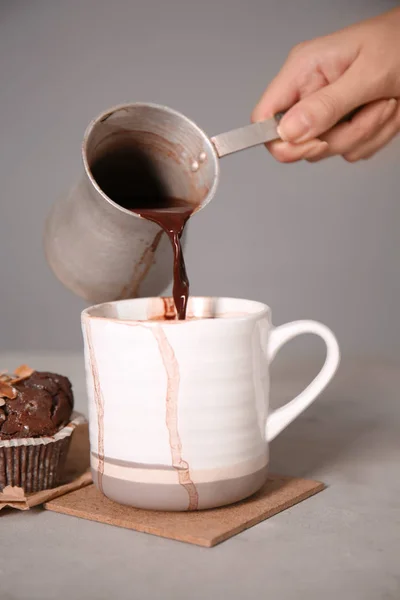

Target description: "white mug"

left=82, top=297, right=340, bottom=511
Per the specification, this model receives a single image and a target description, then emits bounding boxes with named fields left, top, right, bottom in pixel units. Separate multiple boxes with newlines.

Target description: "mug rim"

left=82, top=296, right=270, bottom=325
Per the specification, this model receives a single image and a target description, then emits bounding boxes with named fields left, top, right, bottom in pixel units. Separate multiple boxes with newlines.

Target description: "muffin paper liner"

left=0, top=413, right=87, bottom=495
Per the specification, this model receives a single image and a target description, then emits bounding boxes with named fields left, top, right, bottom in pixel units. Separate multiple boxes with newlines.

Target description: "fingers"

left=343, top=102, right=400, bottom=161
left=307, top=98, right=398, bottom=161
left=307, top=98, right=399, bottom=162
left=252, top=62, right=302, bottom=122
left=266, top=139, right=328, bottom=163
left=277, top=58, right=377, bottom=142
left=252, top=43, right=321, bottom=122
left=266, top=98, right=399, bottom=163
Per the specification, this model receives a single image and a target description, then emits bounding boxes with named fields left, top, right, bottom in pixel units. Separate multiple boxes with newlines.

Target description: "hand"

left=252, top=7, right=400, bottom=163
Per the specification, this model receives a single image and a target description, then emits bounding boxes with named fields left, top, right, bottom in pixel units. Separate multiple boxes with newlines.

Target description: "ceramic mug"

left=82, top=297, right=340, bottom=511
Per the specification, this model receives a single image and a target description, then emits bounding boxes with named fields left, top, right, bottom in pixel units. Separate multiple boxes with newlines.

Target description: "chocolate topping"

left=0, top=370, right=74, bottom=440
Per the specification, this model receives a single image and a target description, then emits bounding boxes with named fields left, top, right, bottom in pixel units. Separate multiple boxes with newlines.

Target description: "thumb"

left=278, top=62, right=371, bottom=142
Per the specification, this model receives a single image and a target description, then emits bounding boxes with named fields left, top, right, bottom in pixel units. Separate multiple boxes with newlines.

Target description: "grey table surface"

left=0, top=352, right=399, bottom=600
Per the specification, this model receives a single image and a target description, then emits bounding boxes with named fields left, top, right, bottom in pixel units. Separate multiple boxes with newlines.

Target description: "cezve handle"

left=265, top=320, right=340, bottom=443
left=211, top=107, right=362, bottom=158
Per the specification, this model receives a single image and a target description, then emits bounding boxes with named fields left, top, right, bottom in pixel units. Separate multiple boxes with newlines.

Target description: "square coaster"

left=45, top=474, right=324, bottom=547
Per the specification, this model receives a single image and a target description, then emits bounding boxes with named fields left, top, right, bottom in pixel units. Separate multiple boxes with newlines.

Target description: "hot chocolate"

left=91, top=148, right=194, bottom=319
left=132, top=201, right=192, bottom=320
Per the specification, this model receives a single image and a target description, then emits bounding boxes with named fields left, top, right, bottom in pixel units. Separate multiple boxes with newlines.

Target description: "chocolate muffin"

left=0, top=366, right=77, bottom=493
left=0, top=369, right=73, bottom=439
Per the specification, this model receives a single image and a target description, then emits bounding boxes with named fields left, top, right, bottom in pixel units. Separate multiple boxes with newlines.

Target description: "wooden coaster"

left=45, top=474, right=324, bottom=547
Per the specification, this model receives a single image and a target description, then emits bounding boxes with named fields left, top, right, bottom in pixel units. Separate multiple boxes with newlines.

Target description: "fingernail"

left=303, top=140, right=329, bottom=159
left=277, top=111, right=312, bottom=142
left=380, top=98, right=397, bottom=124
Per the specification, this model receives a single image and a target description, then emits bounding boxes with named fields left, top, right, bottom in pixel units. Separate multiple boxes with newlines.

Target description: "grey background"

left=0, top=0, right=399, bottom=358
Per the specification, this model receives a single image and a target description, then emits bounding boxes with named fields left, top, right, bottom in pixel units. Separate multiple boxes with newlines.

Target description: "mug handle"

left=266, top=321, right=340, bottom=442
